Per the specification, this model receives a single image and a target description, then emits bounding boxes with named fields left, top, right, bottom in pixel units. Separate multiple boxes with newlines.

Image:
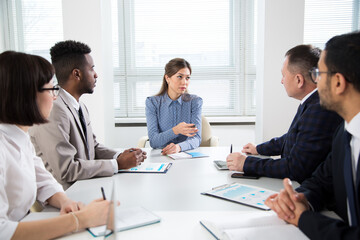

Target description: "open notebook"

left=87, top=180, right=161, bottom=238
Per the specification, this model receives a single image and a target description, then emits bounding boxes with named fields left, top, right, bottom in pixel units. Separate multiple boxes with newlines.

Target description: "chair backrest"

left=200, top=115, right=212, bottom=147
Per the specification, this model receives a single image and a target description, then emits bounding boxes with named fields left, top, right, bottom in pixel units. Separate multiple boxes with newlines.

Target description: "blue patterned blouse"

left=145, top=93, right=203, bottom=151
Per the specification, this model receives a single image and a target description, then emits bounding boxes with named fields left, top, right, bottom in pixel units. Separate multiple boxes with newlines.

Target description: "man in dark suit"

left=29, top=40, right=146, bottom=189
left=265, top=31, right=360, bottom=239
left=226, top=45, right=342, bottom=183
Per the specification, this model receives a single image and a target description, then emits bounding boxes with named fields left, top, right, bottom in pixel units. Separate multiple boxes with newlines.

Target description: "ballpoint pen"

left=230, top=144, right=232, bottom=153
left=101, top=186, right=106, bottom=200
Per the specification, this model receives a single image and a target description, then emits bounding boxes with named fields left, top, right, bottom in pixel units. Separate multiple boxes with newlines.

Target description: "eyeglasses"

left=40, top=85, right=60, bottom=97
left=309, top=67, right=336, bottom=83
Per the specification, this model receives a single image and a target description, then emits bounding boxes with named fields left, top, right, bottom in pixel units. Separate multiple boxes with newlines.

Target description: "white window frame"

left=113, top=0, right=257, bottom=119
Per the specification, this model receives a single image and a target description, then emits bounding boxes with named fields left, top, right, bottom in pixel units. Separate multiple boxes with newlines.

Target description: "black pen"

left=230, top=144, right=232, bottom=153
left=101, top=187, right=106, bottom=200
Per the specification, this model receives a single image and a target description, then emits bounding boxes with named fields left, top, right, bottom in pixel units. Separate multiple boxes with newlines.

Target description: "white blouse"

left=0, top=124, right=64, bottom=239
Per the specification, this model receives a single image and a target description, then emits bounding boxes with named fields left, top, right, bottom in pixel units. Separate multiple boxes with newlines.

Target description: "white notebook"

left=88, top=206, right=161, bottom=237
left=200, top=211, right=309, bottom=240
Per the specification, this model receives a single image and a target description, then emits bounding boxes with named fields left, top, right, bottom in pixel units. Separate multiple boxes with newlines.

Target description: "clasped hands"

left=265, top=178, right=310, bottom=227
left=117, top=148, right=147, bottom=169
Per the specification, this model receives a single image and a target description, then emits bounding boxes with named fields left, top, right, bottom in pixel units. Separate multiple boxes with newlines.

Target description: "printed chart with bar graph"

left=118, top=163, right=172, bottom=173
left=202, top=182, right=277, bottom=210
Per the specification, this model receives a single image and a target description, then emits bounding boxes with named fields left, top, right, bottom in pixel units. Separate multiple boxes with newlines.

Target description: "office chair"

left=30, top=201, right=44, bottom=212
left=137, top=115, right=219, bottom=148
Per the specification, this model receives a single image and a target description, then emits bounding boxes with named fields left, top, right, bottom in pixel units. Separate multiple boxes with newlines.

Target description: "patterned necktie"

left=344, top=130, right=358, bottom=226
left=78, top=106, right=88, bottom=143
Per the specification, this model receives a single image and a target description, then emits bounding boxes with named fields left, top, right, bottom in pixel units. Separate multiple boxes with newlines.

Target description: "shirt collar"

left=345, top=112, right=360, bottom=139
left=164, top=92, right=183, bottom=107
left=62, top=88, right=80, bottom=111
left=300, top=88, right=317, bottom=105
left=0, top=123, right=30, bottom=148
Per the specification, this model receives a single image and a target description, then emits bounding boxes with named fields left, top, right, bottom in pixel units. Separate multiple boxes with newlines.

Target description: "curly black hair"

left=50, top=40, right=91, bottom=85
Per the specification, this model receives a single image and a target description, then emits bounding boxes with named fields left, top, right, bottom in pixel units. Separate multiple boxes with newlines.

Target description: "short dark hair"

left=156, top=58, right=192, bottom=96
left=0, top=51, right=54, bottom=125
left=285, top=44, right=321, bottom=82
left=325, top=31, right=360, bottom=92
left=50, top=40, right=91, bottom=86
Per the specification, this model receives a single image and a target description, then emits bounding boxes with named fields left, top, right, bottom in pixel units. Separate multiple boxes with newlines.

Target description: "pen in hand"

left=101, top=187, right=106, bottom=200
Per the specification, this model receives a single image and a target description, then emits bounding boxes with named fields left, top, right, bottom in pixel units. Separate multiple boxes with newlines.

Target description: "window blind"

left=3, top=0, right=63, bottom=61
left=111, top=0, right=257, bottom=118
left=304, top=0, right=360, bottom=49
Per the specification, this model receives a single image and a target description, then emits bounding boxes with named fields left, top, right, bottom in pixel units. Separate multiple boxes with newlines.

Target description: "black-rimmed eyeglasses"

left=40, top=85, right=60, bottom=97
left=309, top=67, right=336, bottom=84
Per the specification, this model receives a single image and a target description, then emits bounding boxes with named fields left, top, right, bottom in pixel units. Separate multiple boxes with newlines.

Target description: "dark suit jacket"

left=29, top=89, right=117, bottom=189
left=297, top=123, right=360, bottom=239
left=244, top=91, right=342, bottom=183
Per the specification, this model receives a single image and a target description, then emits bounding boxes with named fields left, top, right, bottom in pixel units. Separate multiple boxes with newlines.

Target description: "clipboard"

left=201, top=182, right=276, bottom=210
left=118, top=162, right=172, bottom=173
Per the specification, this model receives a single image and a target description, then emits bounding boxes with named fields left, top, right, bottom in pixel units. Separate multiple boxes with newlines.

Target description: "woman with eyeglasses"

left=145, top=58, right=203, bottom=155
left=0, top=51, right=109, bottom=239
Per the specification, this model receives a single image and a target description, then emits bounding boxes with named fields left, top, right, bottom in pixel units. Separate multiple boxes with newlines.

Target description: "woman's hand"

left=76, top=198, right=111, bottom=229
left=59, top=199, right=84, bottom=214
left=161, top=143, right=181, bottom=155
left=172, top=122, right=198, bottom=137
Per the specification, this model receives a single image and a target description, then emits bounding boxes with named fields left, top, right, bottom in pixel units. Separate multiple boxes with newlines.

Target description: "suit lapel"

left=58, top=90, right=89, bottom=151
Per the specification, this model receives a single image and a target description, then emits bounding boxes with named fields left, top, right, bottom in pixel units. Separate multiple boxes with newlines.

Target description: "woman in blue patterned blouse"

left=145, top=58, right=203, bottom=155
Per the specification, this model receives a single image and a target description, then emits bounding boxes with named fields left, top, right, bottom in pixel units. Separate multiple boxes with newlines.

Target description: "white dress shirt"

left=0, top=124, right=64, bottom=239
left=344, top=111, right=360, bottom=183
left=62, top=89, right=119, bottom=173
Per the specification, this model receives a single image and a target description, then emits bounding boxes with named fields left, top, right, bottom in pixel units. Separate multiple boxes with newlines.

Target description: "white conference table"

left=46, top=147, right=299, bottom=239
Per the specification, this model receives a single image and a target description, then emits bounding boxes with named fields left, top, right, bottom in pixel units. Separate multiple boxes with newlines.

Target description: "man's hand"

left=265, top=178, right=309, bottom=226
left=116, top=148, right=147, bottom=169
left=226, top=152, right=247, bottom=172
left=161, top=143, right=181, bottom=155
left=172, top=122, right=198, bottom=137
left=242, top=143, right=258, bottom=155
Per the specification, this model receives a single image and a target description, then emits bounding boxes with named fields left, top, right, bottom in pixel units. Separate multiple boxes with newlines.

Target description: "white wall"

left=255, top=0, right=305, bottom=143
left=62, top=0, right=114, bottom=143
left=60, top=0, right=306, bottom=149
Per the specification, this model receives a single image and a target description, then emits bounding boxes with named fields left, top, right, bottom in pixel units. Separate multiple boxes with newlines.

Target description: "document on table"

left=200, top=211, right=308, bottom=240
left=88, top=206, right=161, bottom=237
left=118, top=162, right=172, bottom=173
left=168, top=151, right=209, bottom=160
left=201, top=182, right=277, bottom=210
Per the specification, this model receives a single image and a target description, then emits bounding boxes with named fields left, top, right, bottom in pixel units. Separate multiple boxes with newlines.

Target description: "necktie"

left=78, top=106, right=88, bottom=143
left=344, top=130, right=358, bottom=226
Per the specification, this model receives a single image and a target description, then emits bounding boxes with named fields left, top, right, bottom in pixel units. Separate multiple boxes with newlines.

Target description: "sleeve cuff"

left=111, top=159, right=118, bottom=173
left=0, top=220, right=18, bottom=240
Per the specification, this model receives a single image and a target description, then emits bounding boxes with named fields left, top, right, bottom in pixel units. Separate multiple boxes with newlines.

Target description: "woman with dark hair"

left=145, top=58, right=203, bottom=155
left=0, top=51, right=109, bottom=239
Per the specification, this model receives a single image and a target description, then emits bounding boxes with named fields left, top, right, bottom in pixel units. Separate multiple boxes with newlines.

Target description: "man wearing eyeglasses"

left=29, top=40, right=146, bottom=190
left=266, top=31, right=360, bottom=239
left=227, top=44, right=342, bottom=183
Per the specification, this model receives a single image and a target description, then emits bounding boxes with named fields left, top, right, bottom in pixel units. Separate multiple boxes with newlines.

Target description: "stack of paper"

left=200, top=211, right=308, bottom=240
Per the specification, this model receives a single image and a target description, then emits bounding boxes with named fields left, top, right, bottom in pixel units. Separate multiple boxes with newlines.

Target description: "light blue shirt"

left=145, top=93, right=203, bottom=151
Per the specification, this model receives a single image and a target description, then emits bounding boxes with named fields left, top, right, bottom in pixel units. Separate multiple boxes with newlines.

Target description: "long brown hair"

left=156, top=58, right=192, bottom=96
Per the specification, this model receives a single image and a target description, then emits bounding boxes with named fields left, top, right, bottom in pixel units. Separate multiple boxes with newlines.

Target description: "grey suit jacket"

left=29, top=88, right=117, bottom=189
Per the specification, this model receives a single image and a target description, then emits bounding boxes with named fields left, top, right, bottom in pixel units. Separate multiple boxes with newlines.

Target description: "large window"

left=304, top=0, right=360, bottom=49
left=1, top=0, right=63, bottom=61
left=111, top=0, right=257, bottom=118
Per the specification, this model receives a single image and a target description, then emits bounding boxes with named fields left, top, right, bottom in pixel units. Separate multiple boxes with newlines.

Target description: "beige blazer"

left=29, top=89, right=117, bottom=189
